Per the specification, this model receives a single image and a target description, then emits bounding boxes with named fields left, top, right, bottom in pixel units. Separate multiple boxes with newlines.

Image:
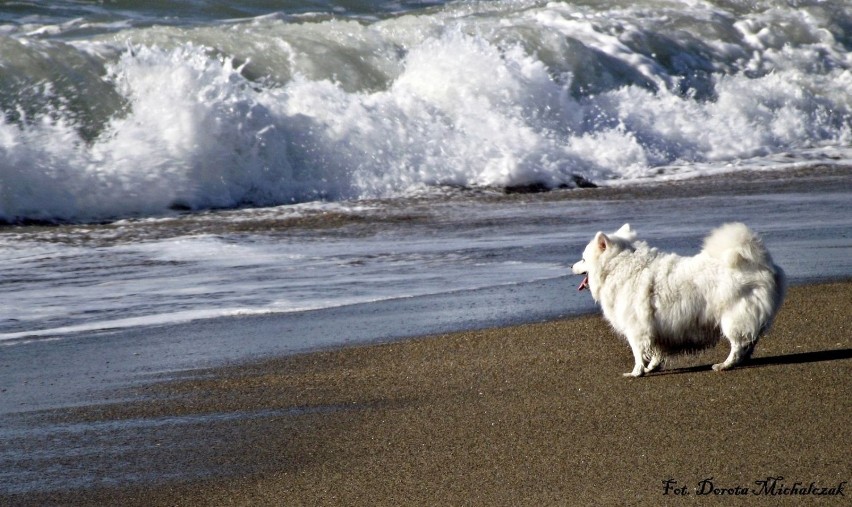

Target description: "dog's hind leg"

left=742, top=340, right=758, bottom=360
left=713, top=344, right=746, bottom=371
left=714, top=331, right=759, bottom=371
left=714, top=309, right=761, bottom=371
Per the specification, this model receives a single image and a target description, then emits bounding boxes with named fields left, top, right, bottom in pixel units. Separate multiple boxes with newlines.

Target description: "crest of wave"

left=0, top=34, right=623, bottom=223
left=2, top=7, right=851, bottom=223
left=280, top=28, right=619, bottom=197
left=1, top=44, right=338, bottom=223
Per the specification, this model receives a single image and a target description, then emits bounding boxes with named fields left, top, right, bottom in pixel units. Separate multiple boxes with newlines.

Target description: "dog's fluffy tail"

left=701, top=222, right=771, bottom=268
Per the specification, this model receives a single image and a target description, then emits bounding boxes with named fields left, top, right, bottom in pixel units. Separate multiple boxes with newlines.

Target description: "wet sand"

left=7, top=280, right=850, bottom=506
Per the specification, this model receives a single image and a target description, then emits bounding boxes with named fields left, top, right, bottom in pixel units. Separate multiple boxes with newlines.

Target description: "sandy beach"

left=5, top=280, right=849, bottom=506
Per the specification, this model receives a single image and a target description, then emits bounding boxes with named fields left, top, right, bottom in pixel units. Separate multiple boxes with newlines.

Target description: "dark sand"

left=6, top=281, right=851, bottom=506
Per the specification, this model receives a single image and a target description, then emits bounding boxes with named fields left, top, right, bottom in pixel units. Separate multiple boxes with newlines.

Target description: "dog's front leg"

left=624, top=338, right=646, bottom=377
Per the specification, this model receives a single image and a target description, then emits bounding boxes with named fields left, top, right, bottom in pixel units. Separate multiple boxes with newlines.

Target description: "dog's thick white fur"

left=572, top=223, right=786, bottom=377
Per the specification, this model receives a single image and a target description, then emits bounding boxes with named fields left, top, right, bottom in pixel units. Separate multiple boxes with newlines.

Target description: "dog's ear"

left=614, top=223, right=637, bottom=241
left=595, top=231, right=609, bottom=251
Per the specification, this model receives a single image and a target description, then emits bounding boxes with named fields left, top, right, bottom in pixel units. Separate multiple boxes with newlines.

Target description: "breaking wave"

left=1, top=0, right=850, bottom=222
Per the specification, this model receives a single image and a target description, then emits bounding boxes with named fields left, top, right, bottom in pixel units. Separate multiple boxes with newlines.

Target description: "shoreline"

left=2, top=163, right=848, bottom=235
left=4, top=280, right=850, bottom=505
left=1, top=165, right=849, bottom=417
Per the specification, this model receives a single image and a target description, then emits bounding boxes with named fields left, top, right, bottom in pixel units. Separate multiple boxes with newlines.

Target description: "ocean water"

left=1, top=1, right=851, bottom=347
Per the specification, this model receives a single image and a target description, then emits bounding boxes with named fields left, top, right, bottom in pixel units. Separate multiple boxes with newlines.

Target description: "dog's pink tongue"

left=578, top=276, right=589, bottom=291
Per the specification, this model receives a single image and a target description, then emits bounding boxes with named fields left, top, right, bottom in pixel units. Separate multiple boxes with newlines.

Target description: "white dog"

left=572, top=223, right=786, bottom=377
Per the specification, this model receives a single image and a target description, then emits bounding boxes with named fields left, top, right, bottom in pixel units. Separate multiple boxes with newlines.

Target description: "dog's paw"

left=623, top=369, right=644, bottom=378
left=711, top=362, right=730, bottom=372
left=643, top=363, right=661, bottom=374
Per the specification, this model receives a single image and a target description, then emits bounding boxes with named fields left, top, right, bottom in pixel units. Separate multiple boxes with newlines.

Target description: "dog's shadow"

left=656, top=348, right=852, bottom=375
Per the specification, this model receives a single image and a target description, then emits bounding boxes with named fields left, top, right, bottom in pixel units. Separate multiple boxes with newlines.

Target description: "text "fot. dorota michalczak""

left=663, top=477, right=846, bottom=497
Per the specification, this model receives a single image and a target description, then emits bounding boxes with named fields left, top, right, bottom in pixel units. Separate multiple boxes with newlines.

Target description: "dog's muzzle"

left=572, top=260, right=589, bottom=291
